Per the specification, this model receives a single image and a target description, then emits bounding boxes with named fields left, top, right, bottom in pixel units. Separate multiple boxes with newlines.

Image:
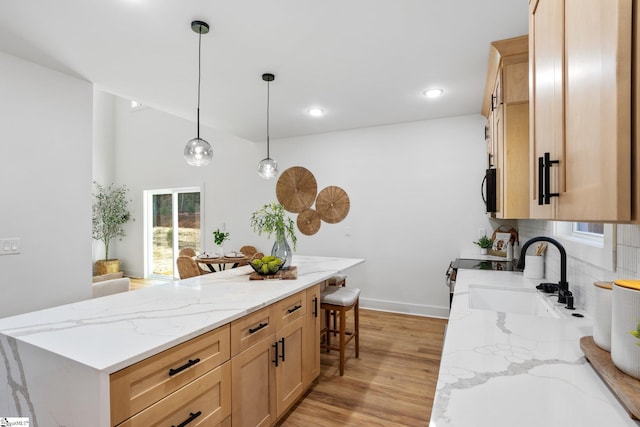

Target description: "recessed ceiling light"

left=308, top=108, right=325, bottom=117
left=424, top=89, right=444, bottom=98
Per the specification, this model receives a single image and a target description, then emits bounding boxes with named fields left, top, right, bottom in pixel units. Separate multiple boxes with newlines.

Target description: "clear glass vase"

left=271, top=232, right=292, bottom=269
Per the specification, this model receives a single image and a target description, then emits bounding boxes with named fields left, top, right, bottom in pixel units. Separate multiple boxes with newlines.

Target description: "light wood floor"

left=129, top=279, right=448, bottom=426
left=278, top=309, right=447, bottom=426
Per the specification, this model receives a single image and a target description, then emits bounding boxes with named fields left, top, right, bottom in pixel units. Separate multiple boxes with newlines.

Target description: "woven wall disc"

left=316, top=186, right=350, bottom=224
left=276, top=166, right=318, bottom=213
left=297, top=208, right=321, bottom=236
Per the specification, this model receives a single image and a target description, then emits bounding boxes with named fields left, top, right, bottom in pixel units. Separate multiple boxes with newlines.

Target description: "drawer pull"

left=168, top=358, right=200, bottom=376
left=172, top=410, right=202, bottom=427
left=287, top=305, right=302, bottom=314
left=313, top=296, right=318, bottom=318
left=272, top=341, right=279, bottom=367
left=249, top=322, right=268, bottom=334
left=280, top=337, right=285, bottom=362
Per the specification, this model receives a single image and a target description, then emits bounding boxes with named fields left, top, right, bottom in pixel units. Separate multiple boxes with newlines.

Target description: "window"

left=144, top=188, right=203, bottom=279
left=553, top=221, right=616, bottom=271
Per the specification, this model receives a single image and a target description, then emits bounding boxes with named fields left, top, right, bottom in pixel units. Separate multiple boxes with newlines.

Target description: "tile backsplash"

left=516, top=220, right=640, bottom=316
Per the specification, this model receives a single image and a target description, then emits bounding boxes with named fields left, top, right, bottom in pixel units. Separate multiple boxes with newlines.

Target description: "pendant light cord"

left=266, top=79, right=271, bottom=159
left=196, top=26, right=203, bottom=139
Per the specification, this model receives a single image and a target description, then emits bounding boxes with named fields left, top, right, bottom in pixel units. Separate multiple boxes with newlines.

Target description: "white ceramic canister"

left=593, top=281, right=613, bottom=351
left=611, top=280, right=640, bottom=379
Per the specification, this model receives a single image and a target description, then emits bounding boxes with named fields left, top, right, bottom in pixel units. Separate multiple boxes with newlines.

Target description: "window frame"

left=553, top=221, right=616, bottom=272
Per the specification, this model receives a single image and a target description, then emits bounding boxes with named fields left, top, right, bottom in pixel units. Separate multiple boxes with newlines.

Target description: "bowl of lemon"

left=249, top=255, right=284, bottom=276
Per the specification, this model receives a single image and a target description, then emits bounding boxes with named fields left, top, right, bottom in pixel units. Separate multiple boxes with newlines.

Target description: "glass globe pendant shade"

left=257, top=157, right=278, bottom=179
left=184, top=137, right=213, bottom=166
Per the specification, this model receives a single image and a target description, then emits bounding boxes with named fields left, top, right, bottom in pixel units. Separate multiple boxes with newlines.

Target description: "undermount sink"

left=468, top=285, right=560, bottom=318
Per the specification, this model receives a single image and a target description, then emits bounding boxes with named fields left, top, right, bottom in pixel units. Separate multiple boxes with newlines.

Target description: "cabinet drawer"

left=111, top=325, right=230, bottom=426
left=231, top=305, right=277, bottom=356
left=117, top=360, right=231, bottom=427
left=275, top=291, right=307, bottom=331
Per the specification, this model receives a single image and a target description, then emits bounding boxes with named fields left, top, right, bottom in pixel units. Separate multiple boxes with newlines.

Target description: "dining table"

left=195, top=254, right=250, bottom=272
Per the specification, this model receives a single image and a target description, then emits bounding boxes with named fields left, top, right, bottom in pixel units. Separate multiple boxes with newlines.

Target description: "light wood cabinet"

left=482, top=35, right=530, bottom=219
left=230, top=286, right=322, bottom=427
left=529, top=0, right=632, bottom=221
left=304, top=284, right=321, bottom=385
left=110, top=325, right=231, bottom=426
left=110, top=284, right=323, bottom=427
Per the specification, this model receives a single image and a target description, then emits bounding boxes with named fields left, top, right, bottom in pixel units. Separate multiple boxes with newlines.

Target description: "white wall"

left=0, top=52, right=93, bottom=318
left=113, top=99, right=493, bottom=317
left=92, top=89, right=116, bottom=263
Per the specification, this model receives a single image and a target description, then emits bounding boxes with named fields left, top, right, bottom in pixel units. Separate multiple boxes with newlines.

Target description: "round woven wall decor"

left=276, top=166, right=318, bottom=213
left=315, top=186, right=350, bottom=224
left=297, top=208, right=321, bottom=236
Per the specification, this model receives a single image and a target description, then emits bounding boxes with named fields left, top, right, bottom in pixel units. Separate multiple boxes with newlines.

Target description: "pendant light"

left=257, top=73, right=279, bottom=179
left=184, top=20, right=213, bottom=166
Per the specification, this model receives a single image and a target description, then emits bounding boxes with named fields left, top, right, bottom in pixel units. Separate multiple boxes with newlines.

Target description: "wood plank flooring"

left=277, top=309, right=448, bottom=427
left=128, top=279, right=448, bottom=426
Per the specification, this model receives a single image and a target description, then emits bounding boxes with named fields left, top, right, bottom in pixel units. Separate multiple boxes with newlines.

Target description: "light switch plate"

left=0, top=238, right=20, bottom=255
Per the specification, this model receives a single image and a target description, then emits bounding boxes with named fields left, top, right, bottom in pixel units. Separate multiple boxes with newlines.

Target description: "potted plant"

left=213, top=229, right=230, bottom=256
left=473, top=235, right=492, bottom=255
left=250, top=202, right=297, bottom=268
left=92, top=182, right=132, bottom=275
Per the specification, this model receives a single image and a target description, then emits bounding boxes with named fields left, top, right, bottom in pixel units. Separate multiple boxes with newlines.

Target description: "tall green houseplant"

left=250, top=202, right=297, bottom=267
left=92, top=182, right=132, bottom=274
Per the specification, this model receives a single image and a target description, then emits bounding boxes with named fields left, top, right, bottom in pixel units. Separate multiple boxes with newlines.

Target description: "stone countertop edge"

left=0, top=255, right=365, bottom=374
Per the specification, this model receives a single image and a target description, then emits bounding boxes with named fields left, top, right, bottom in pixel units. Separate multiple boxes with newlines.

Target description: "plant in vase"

left=250, top=202, right=297, bottom=268
left=213, top=229, right=230, bottom=256
left=92, top=182, right=132, bottom=275
left=473, top=235, right=492, bottom=255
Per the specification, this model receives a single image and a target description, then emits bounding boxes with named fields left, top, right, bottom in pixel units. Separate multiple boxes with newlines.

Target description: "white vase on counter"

left=611, top=280, right=640, bottom=379
left=480, top=248, right=488, bottom=255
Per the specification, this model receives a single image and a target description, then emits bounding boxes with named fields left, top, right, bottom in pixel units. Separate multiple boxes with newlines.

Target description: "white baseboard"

left=360, top=297, right=449, bottom=319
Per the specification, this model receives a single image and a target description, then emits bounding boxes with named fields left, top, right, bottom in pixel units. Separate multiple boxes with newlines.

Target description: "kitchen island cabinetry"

left=0, top=256, right=364, bottom=427
left=529, top=0, right=632, bottom=221
left=482, top=35, right=529, bottom=219
left=230, top=288, right=315, bottom=426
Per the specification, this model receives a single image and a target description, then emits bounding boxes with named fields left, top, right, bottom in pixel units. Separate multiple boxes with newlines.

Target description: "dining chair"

left=179, top=248, right=211, bottom=275
left=238, top=245, right=258, bottom=266
left=177, top=256, right=208, bottom=279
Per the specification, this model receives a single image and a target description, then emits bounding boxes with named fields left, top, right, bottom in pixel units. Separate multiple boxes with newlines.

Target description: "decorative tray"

left=249, top=266, right=297, bottom=281
left=580, top=336, right=640, bottom=420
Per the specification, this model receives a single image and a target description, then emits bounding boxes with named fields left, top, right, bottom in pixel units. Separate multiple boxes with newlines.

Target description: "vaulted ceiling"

left=0, top=0, right=528, bottom=141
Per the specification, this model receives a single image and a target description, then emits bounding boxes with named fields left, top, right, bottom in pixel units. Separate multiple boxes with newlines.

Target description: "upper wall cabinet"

left=529, top=0, right=632, bottom=221
left=482, top=35, right=530, bottom=219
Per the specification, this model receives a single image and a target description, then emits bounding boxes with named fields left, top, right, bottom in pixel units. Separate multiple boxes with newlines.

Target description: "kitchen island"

left=430, top=269, right=640, bottom=427
left=0, top=255, right=364, bottom=426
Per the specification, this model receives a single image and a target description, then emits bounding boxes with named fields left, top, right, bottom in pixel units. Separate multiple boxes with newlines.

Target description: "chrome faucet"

left=515, top=236, right=573, bottom=308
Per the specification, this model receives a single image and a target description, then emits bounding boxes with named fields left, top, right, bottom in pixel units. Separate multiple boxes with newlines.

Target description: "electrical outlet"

left=0, top=238, right=20, bottom=255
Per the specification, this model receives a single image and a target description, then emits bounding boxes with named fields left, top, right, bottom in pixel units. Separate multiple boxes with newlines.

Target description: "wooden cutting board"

left=249, top=266, right=297, bottom=281
left=580, top=336, right=640, bottom=420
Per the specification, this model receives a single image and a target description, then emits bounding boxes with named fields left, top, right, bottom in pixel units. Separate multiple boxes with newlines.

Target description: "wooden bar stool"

left=321, top=286, right=360, bottom=376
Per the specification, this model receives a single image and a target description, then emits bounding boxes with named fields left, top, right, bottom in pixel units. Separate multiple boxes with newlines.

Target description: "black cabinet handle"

left=249, top=322, right=268, bottom=334
left=484, top=125, right=489, bottom=140
left=272, top=341, right=279, bottom=367
left=279, top=337, right=285, bottom=362
left=491, top=94, right=496, bottom=112
left=168, top=358, right=200, bottom=376
left=172, top=411, right=202, bottom=427
left=537, top=156, right=544, bottom=205
left=543, top=152, right=559, bottom=204
left=313, top=296, right=318, bottom=318
left=287, top=305, right=302, bottom=314
left=538, top=153, right=560, bottom=205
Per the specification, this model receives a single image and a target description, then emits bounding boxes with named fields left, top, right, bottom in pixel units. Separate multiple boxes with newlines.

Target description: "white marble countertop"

left=0, top=255, right=364, bottom=373
left=430, top=269, right=640, bottom=427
